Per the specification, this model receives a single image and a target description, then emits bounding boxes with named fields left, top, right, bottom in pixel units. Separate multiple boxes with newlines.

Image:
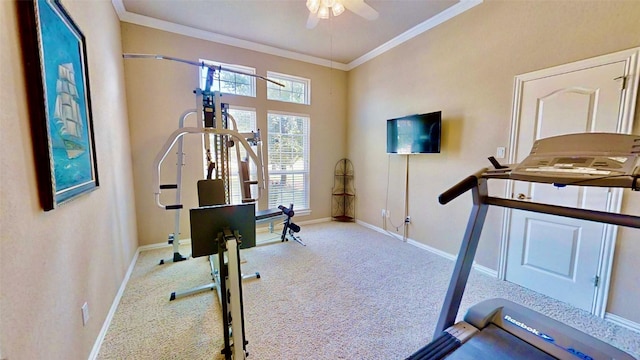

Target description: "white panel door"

left=506, top=60, right=628, bottom=312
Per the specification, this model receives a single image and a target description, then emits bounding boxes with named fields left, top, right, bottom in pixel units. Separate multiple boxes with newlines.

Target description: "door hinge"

left=614, top=75, right=627, bottom=90
left=592, top=275, right=600, bottom=287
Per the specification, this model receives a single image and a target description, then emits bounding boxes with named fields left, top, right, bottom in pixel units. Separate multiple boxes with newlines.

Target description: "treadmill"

left=408, top=133, right=640, bottom=360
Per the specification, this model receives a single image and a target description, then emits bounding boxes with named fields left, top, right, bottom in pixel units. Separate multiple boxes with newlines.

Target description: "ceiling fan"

left=306, top=0, right=379, bottom=29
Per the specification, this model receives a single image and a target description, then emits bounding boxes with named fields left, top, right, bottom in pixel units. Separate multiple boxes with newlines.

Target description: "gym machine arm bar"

left=122, top=53, right=284, bottom=87
left=152, top=126, right=265, bottom=209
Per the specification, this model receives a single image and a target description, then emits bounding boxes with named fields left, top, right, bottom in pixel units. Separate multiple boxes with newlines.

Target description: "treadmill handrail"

left=438, top=168, right=486, bottom=204
left=434, top=167, right=640, bottom=337
left=486, top=196, right=640, bottom=229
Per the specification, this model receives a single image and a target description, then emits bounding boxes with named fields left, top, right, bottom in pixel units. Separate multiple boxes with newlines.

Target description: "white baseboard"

left=138, top=239, right=192, bottom=252
left=406, top=238, right=456, bottom=261
left=91, top=218, right=639, bottom=359
left=88, top=248, right=141, bottom=360
left=470, top=263, right=498, bottom=278
left=138, top=217, right=332, bottom=250
left=604, top=313, right=640, bottom=334
left=358, top=220, right=453, bottom=259
left=356, top=219, right=387, bottom=234
left=357, top=219, right=497, bottom=277
left=89, top=217, right=327, bottom=358
left=299, top=217, right=331, bottom=225
left=359, top=219, right=640, bottom=333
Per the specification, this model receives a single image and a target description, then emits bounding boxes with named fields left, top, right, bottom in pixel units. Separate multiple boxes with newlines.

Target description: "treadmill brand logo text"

left=503, top=315, right=554, bottom=342
left=504, top=315, right=594, bottom=360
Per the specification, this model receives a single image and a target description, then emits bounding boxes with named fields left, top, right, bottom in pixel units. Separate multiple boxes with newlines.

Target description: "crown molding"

left=346, top=0, right=482, bottom=70
left=112, top=0, right=482, bottom=71
left=112, top=0, right=349, bottom=70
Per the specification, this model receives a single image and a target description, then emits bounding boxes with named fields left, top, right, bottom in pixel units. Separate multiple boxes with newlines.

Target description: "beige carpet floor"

left=97, top=222, right=640, bottom=359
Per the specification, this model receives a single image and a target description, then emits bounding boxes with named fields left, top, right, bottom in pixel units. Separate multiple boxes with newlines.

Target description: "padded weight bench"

left=198, top=179, right=304, bottom=246
left=256, top=207, right=286, bottom=232
left=255, top=204, right=305, bottom=246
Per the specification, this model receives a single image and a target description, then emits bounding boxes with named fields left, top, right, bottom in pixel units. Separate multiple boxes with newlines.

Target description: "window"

left=267, top=71, right=310, bottom=105
left=206, top=107, right=257, bottom=205
left=267, top=112, right=310, bottom=210
left=227, top=107, right=258, bottom=204
left=199, top=60, right=256, bottom=97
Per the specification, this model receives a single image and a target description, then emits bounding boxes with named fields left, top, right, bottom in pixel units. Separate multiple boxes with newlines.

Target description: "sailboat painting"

left=54, top=63, right=85, bottom=159
left=19, top=0, right=99, bottom=210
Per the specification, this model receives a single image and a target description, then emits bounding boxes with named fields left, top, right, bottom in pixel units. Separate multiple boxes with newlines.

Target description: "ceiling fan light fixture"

left=322, top=0, right=335, bottom=7
left=331, top=2, right=345, bottom=16
left=317, top=5, right=330, bottom=19
left=306, top=0, right=320, bottom=13
left=306, top=0, right=379, bottom=28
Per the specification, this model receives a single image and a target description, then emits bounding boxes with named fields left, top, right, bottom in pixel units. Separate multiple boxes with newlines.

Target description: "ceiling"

left=113, top=0, right=481, bottom=70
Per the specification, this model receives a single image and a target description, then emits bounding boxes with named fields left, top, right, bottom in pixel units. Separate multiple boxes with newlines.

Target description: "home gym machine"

left=169, top=188, right=302, bottom=301
left=189, top=203, right=256, bottom=360
left=123, top=53, right=292, bottom=264
left=408, top=133, right=639, bottom=360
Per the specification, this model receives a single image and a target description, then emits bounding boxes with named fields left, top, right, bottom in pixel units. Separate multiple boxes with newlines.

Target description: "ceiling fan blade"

left=343, top=0, right=379, bottom=20
left=306, top=12, right=320, bottom=29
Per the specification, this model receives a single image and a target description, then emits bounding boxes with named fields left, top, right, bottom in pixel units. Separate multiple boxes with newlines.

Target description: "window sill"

left=295, top=209, right=311, bottom=217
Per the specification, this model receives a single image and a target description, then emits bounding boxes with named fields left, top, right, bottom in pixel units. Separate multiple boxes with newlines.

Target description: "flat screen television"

left=387, top=111, right=441, bottom=154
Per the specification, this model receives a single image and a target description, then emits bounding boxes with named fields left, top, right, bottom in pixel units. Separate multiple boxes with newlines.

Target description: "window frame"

left=199, top=59, right=256, bottom=97
left=266, top=71, right=311, bottom=105
left=266, top=110, right=310, bottom=211
left=204, top=106, right=258, bottom=205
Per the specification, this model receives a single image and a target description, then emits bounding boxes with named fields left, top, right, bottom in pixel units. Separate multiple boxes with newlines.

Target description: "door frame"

left=498, top=47, right=640, bottom=317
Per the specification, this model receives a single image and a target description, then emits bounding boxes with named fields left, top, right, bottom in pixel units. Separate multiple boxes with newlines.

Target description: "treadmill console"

left=510, top=133, right=640, bottom=189
left=413, top=134, right=640, bottom=360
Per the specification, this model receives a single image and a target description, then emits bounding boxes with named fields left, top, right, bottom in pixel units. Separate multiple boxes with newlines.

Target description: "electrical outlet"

left=496, top=147, right=506, bottom=159
left=81, top=302, right=89, bottom=326
left=381, top=209, right=386, bottom=217
left=405, top=216, right=411, bottom=223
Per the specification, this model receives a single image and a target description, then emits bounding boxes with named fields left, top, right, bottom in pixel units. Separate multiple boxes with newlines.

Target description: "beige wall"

left=0, top=1, right=137, bottom=358
left=347, top=0, right=640, bottom=322
left=2, top=1, right=640, bottom=357
left=121, top=23, right=348, bottom=246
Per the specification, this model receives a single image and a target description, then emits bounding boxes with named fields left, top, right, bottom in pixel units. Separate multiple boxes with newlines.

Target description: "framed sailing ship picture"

left=18, top=0, right=99, bottom=211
